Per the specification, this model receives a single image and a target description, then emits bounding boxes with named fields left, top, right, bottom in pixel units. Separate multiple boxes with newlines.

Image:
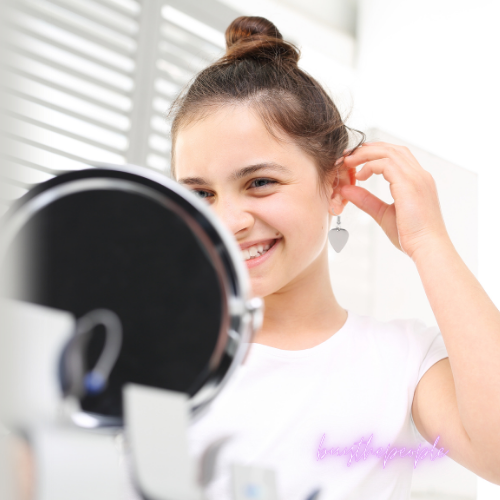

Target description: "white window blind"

left=0, top=0, right=240, bottom=215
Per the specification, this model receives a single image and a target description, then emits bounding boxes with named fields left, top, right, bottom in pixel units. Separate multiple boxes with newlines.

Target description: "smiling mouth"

left=241, top=239, right=277, bottom=262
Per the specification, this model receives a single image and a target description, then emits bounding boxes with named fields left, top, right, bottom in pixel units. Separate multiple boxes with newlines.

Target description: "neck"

left=251, top=246, right=347, bottom=350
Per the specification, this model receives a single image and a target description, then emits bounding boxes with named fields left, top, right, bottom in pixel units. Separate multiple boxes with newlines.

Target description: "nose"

left=212, top=195, right=254, bottom=238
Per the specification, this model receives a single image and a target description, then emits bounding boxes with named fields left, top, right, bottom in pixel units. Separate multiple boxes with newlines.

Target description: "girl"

left=168, top=16, right=500, bottom=500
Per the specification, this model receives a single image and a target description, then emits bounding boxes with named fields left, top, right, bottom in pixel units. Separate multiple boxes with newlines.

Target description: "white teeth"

left=241, top=241, right=275, bottom=261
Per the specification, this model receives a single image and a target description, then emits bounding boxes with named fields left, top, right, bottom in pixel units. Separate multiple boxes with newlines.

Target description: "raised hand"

left=339, top=142, right=451, bottom=261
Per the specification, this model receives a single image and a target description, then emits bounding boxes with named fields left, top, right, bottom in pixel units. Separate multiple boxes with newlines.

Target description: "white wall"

left=354, top=0, right=500, bottom=308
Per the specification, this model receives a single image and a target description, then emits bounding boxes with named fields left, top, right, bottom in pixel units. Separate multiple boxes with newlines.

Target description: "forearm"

left=412, top=236, right=500, bottom=457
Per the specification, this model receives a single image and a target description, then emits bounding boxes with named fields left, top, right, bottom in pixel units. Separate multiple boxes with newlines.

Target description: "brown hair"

left=168, top=16, right=364, bottom=185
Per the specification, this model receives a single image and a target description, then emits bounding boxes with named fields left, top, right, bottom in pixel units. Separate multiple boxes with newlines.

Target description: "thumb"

left=340, top=185, right=389, bottom=224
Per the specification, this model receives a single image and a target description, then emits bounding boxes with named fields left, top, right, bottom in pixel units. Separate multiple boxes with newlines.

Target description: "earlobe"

left=329, top=189, right=350, bottom=216
left=328, top=196, right=343, bottom=216
left=329, top=201, right=347, bottom=216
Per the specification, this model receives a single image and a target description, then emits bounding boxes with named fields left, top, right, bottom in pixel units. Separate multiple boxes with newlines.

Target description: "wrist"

left=410, top=233, right=455, bottom=266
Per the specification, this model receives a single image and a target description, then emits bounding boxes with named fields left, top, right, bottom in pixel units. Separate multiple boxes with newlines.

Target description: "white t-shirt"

left=187, top=309, right=449, bottom=500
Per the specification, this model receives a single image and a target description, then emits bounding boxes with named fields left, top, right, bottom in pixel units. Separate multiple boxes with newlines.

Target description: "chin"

left=248, top=276, right=272, bottom=298
left=248, top=282, right=269, bottom=299
left=248, top=273, right=288, bottom=299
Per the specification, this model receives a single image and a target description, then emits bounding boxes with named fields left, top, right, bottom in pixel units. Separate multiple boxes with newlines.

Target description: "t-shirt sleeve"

left=410, top=319, right=449, bottom=441
left=413, top=321, right=449, bottom=386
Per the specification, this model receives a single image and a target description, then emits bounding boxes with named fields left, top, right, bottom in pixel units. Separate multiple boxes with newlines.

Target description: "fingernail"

left=335, top=158, right=343, bottom=165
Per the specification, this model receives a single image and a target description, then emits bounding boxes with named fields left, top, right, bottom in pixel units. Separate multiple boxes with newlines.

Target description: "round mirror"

left=0, top=164, right=262, bottom=427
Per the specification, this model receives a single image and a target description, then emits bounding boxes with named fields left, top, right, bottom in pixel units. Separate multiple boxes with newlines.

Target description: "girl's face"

left=174, top=105, right=348, bottom=298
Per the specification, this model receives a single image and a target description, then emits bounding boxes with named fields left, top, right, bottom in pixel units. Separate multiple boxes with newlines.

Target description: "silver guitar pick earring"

left=328, top=209, right=349, bottom=253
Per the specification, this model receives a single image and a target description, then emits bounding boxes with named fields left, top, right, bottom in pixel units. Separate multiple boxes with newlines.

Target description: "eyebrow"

left=178, top=162, right=291, bottom=186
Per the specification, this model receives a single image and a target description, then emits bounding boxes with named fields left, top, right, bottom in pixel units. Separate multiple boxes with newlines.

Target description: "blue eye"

left=250, top=178, right=277, bottom=188
left=193, top=190, right=213, bottom=199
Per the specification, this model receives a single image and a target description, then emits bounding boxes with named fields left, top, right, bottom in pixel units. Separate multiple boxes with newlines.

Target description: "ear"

left=327, top=167, right=357, bottom=215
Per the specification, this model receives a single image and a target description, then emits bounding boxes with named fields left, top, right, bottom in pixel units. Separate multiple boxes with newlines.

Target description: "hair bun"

left=224, top=16, right=300, bottom=66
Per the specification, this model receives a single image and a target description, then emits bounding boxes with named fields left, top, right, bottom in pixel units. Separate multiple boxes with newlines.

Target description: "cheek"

left=262, top=193, right=327, bottom=254
left=254, top=196, right=292, bottom=236
left=294, top=209, right=328, bottom=255
left=294, top=189, right=328, bottom=231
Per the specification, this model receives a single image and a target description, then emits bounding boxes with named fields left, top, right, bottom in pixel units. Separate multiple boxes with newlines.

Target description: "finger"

left=346, top=143, right=409, bottom=162
left=346, top=141, right=406, bottom=150
left=352, top=158, right=415, bottom=187
left=357, top=142, right=423, bottom=171
left=349, top=143, right=422, bottom=172
left=340, top=184, right=391, bottom=227
left=342, top=145, right=408, bottom=169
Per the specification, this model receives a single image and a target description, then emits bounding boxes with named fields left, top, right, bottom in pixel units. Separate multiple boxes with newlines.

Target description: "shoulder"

left=348, top=311, right=444, bottom=362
